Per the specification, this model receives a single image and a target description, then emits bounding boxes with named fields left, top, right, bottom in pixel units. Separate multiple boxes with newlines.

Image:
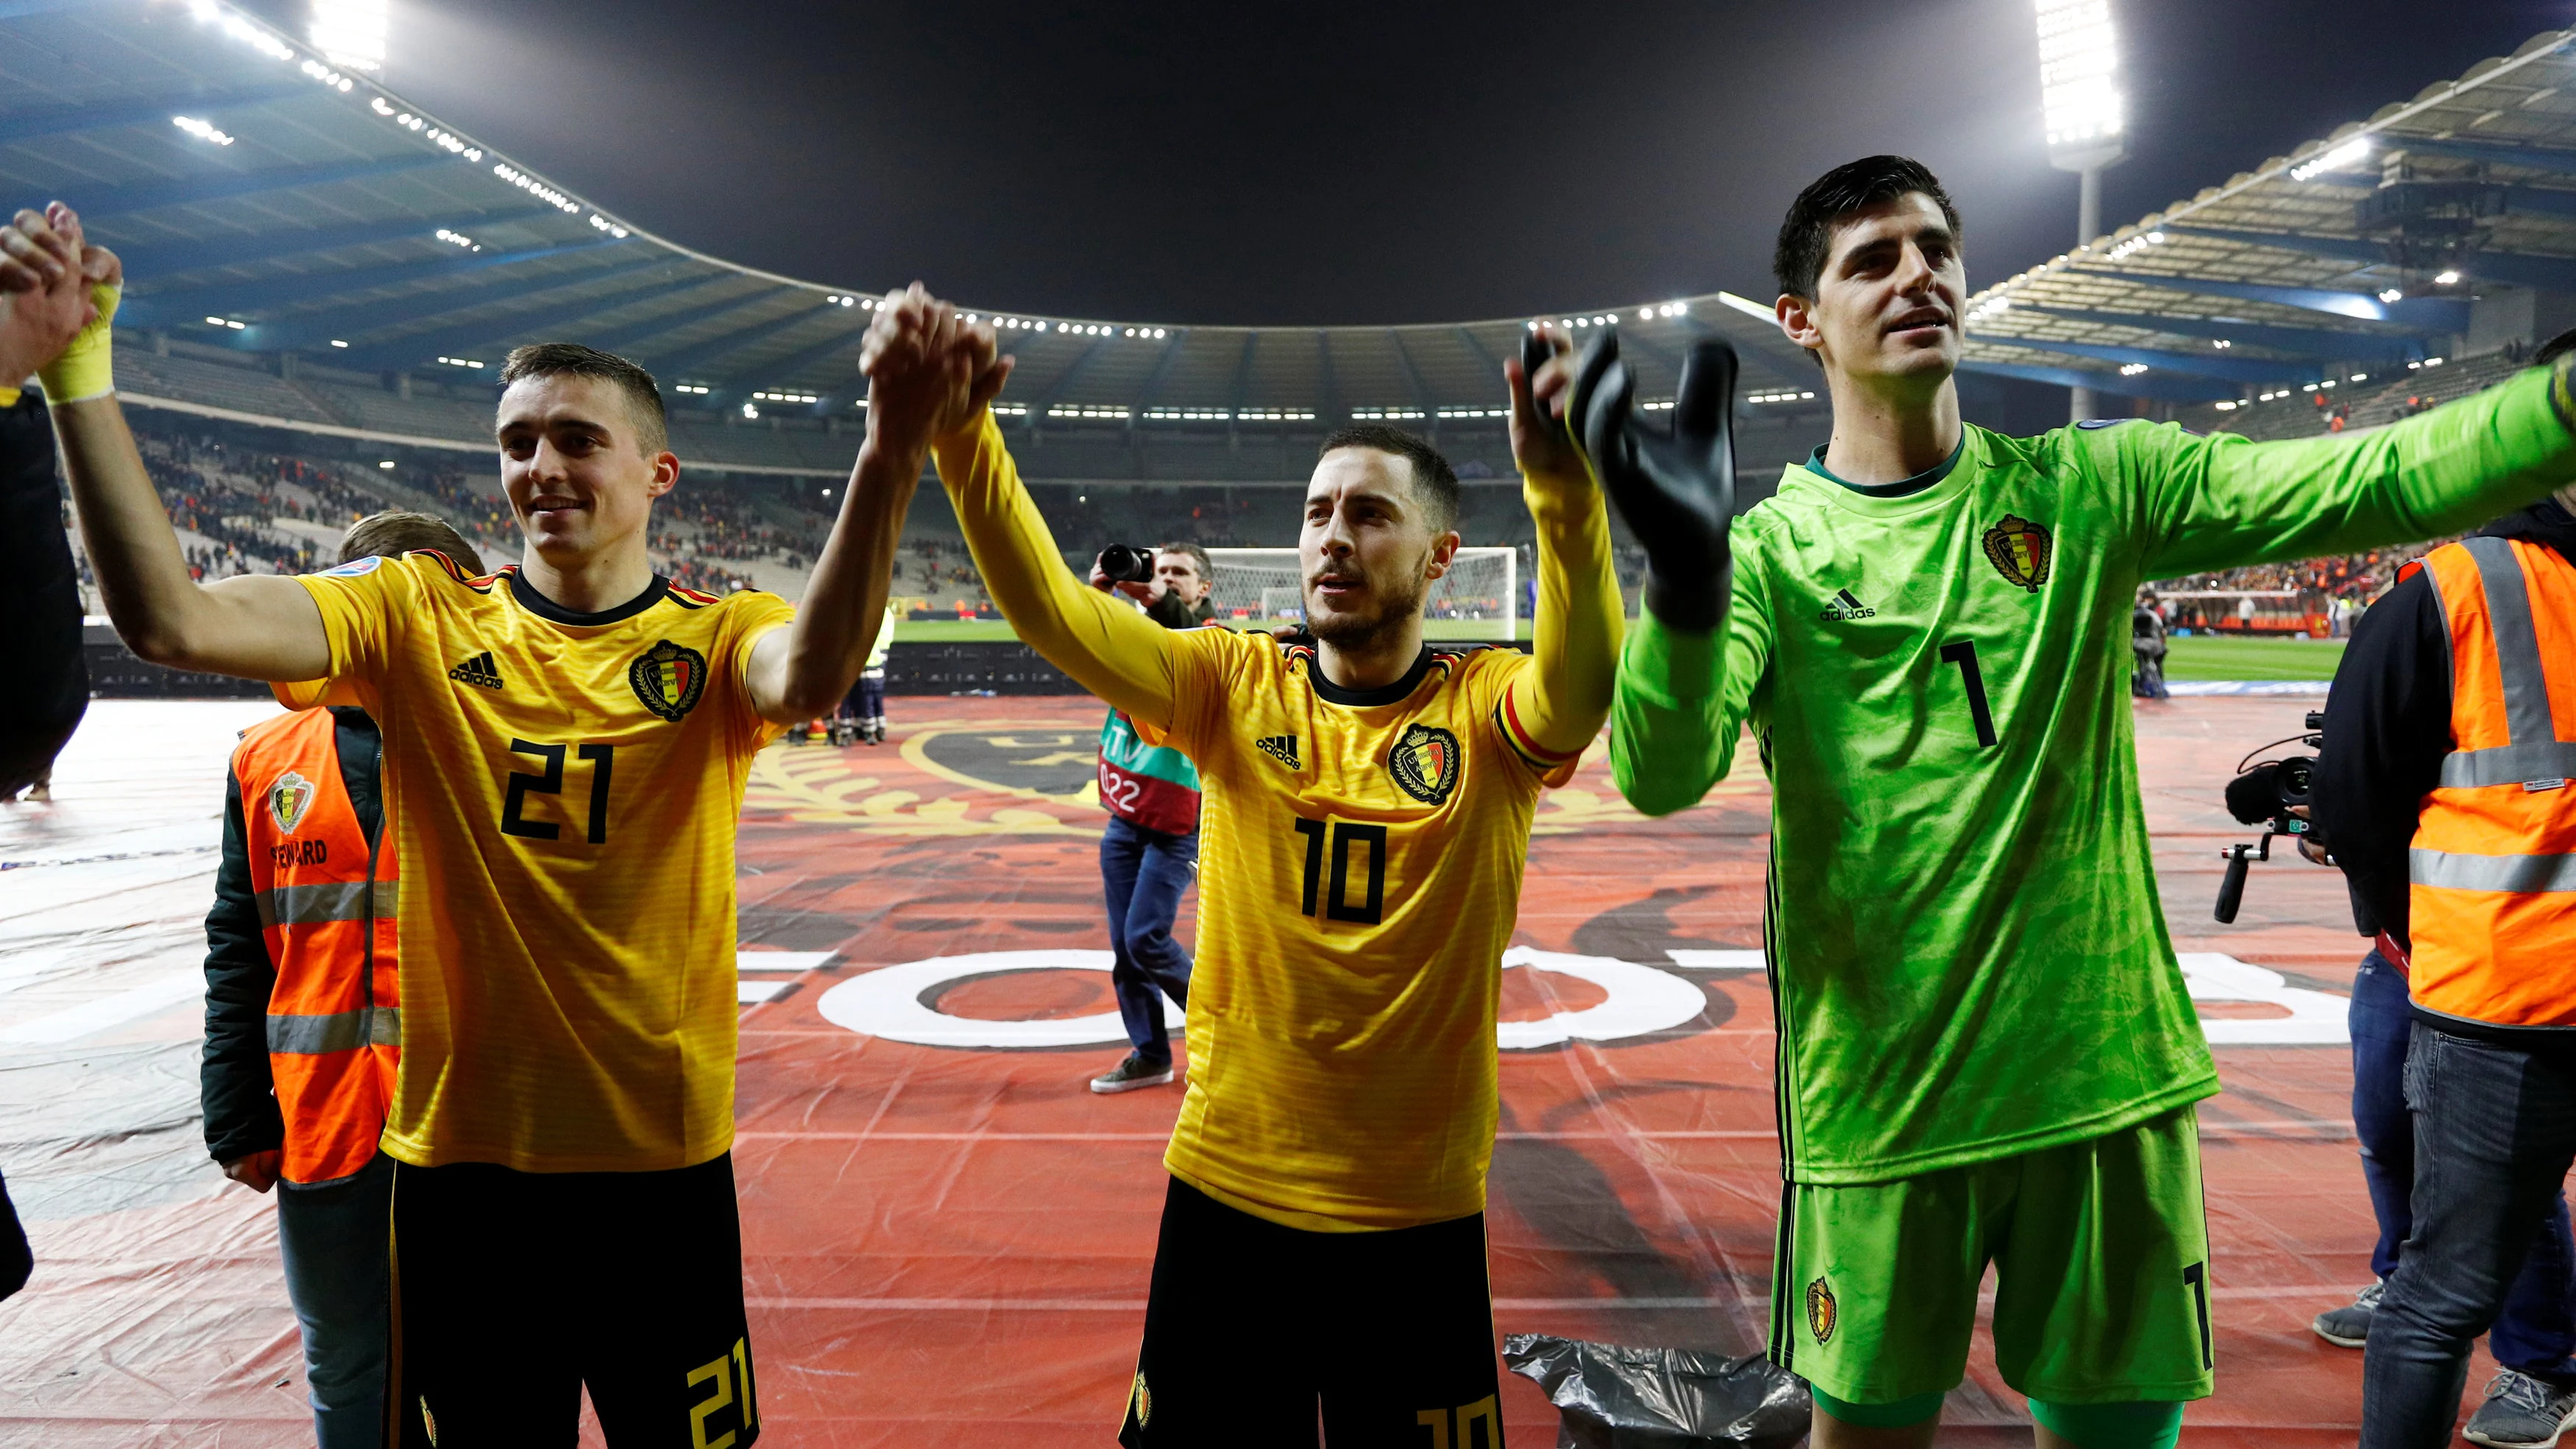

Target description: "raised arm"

left=932, top=409, right=1188, bottom=729
left=859, top=286, right=1189, bottom=729
left=743, top=425, right=922, bottom=723
left=2140, top=358, right=2576, bottom=578
left=1610, top=571, right=1772, bottom=815
left=1560, top=332, right=1767, bottom=816
left=7, top=205, right=330, bottom=681
left=1502, top=327, right=1621, bottom=757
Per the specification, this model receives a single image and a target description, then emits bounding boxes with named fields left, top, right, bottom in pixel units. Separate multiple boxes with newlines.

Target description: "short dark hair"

left=498, top=341, right=669, bottom=457
left=340, top=509, right=487, bottom=575
left=1155, top=542, right=1214, bottom=581
left=1773, top=155, right=1962, bottom=302
left=1317, top=425, right=1460, bottom=533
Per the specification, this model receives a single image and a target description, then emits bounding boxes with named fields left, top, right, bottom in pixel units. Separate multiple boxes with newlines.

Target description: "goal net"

left=1204, top=547, right=1519, bottom=637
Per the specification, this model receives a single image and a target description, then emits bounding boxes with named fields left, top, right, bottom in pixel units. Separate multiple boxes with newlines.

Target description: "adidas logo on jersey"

left=447, top=651, right=505, bottom=690
left=1255, top=734, right=1301, bottom=770
left=1819, top=588, right=1877, bottom=623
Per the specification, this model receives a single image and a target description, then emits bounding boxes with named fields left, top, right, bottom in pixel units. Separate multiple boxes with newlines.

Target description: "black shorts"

left=389, top=1152, right=758, bottom=1448
left=1120, top=1175, right=1503, bottom=1448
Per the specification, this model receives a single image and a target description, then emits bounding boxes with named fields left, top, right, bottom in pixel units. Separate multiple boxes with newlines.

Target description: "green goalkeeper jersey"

left=1614, top=362, right=2576, bottom=1185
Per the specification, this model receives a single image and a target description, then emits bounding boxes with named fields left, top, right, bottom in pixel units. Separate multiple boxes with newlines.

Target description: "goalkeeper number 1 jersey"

left=1613, top=364, right=2576, bottom=1184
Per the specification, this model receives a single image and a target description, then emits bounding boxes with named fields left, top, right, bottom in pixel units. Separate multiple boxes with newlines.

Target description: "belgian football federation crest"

left=1129, top=1372, right=1152, bottom=1428
left=1387, top=723, right=1462, bottom=806
left=1806, top=1276, right=1838, bottom=1345
left=629, top=639, right=710, bottom=723
left=1982, top=514, right=2053, bottom=594
left=266, top=770, right=316, bottom=835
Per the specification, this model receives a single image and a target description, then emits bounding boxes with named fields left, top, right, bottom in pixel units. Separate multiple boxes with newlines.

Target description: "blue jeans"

left=277, top=1151, right=392, bottom=1449
left=1101, top=815, right=1196, bottom=1063
left=2349, top=952, right=2575, bottom=1372
left=2363, top=1027, right=2576, bottom=1448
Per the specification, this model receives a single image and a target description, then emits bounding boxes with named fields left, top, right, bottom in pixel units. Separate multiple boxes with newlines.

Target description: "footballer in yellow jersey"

left=40, top=196, right=943, bottom=1449
left=291, top=549, right=791, bottom=1173
left=860, top=290, right=1619, bottom=1444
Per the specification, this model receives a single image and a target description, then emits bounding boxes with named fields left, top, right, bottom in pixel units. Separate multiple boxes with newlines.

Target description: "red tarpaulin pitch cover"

left=0, top=695, right=2504, bottom=1445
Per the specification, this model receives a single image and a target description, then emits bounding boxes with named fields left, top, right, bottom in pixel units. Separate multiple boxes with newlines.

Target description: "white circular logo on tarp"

left=813, top=947, right=1708, bottom=1051
left=1494, top=946, right=1708, bottom=1049
left=816, top=950, right=1175, bottom=1049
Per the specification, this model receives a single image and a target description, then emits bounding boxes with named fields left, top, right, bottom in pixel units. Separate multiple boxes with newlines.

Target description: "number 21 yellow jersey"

left=293, top=551, right=793, bottom=1172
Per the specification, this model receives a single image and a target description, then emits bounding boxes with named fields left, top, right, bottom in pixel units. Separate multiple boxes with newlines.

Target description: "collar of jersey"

left=504, top=567, right=670, bottom=627
left=1790, top=429, right=1981, bottom=519
left=1303, top=642, right=1435, bottom=707
left=1803, top=435, right=1964, bottom=497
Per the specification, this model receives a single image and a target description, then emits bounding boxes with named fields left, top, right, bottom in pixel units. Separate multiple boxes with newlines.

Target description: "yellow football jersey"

left=292, top=551, right=793, bottom=1172
left=931, top=410, right=1619, bottom=1232
left=1154, top=632, right=1581, bottom=1230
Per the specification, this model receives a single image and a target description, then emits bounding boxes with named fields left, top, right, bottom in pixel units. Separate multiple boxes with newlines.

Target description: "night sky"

left=244, top=0, right=2569, bottom=330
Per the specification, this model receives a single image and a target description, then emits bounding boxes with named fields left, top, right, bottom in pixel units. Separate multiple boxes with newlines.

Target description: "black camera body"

left=2214, top=711, right=2323, bottom=923
left=1098, top=543, right=1157, bottom=585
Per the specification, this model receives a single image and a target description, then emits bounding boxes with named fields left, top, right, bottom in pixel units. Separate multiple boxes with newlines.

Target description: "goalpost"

left=1204, top=547, right=1519, bottom=639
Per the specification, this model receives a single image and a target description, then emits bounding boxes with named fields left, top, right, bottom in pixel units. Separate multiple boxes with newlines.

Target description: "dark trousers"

left=2131, top=649, right=2168, bottom=698
left=2363, top=1027, right=2576, bottom=1448
left=392, top=1153, right=757, bottom=1448
left=1101, top=815, right=1196, bottom=1063
left=1120, top=1177, right=1503, bottom=1448
left=277, top=1152, right=393, bottom=1449
left=841, top=670, right=885, bottom=720
left=2349, top=952, right=2575, bottom=1372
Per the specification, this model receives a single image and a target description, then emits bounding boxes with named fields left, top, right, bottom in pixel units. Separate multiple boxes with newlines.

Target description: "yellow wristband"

left=36, top=282, right=118, bottom=403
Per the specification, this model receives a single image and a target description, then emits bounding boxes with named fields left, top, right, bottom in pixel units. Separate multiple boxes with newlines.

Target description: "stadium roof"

left=1961, top=28, right=2576, bottom=405
left=0, top=0, right=1818, bottom=429
left=4, top=3, right=2571, bottom=443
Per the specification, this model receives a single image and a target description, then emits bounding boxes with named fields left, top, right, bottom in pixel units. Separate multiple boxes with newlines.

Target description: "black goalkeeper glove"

left=1568, top=333, right=1739, bottom=632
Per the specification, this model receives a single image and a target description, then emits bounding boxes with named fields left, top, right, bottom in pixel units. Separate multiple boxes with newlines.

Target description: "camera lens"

left=1099, top=544, right=1154, bottom=584
left=2276, top=756, right=2313, bottom=807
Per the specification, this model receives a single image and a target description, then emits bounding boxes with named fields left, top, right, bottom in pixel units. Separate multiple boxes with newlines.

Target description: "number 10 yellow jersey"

left=293, top=552, right=793, bottom=1173
left=1151, top=632, right=1582, bottom=1231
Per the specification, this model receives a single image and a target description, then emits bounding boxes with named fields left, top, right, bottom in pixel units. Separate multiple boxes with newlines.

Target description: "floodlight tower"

left=2036, top=0, right=2127, bottom=422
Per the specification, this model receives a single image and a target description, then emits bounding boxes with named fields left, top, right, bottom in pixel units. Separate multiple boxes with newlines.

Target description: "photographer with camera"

left=2307, top=453, right=2576, bottom=1445
left=1082, top=542, right=1215, bottom=1094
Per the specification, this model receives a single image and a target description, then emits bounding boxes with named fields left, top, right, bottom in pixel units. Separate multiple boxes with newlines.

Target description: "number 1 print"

left=1939, top=641, right=1998, bottom=748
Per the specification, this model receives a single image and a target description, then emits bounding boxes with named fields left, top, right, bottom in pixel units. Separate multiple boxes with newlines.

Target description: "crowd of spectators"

left=2145, top=541, right=2465, bottom=634
left=84, top=417, right=2480, bottom=629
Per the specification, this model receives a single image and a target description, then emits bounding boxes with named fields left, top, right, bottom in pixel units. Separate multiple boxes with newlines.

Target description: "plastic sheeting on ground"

left=0, top=696, right=2516, bottom=1445
left=1504, top=1333, right=1808, bottom=1448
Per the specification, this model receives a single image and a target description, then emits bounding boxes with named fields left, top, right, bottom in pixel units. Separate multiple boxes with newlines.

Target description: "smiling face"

left=495, top=372, right=678, bottom=564
left=1782, top=191, right=1965, bottom=393
left=1299, top=447, right=1459, bottom=651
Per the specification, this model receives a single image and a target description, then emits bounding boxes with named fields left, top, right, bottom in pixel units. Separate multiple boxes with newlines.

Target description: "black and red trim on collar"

left=503, top=567, right=671, bottom=626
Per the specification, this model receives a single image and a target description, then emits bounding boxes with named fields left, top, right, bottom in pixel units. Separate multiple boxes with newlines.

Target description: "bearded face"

left=1298, top=447, right=1455, bottom=653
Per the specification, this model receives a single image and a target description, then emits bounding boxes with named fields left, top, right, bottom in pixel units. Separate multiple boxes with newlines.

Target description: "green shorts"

left=1769, top=1106, right=2215, bottom=1407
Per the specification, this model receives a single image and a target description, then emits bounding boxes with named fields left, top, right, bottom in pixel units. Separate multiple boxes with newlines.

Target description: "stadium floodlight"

left=2036, top=0, right=2124, bottom=171
left=310, top=0, right=388, bottom=73
left=2433, top=269, right=2460, bottom=286
left=172, top=116, right=236, bottom=146
left=2035, top=0, right=2127, bottom=422
left=2288, top=137, right=2371, bottom=183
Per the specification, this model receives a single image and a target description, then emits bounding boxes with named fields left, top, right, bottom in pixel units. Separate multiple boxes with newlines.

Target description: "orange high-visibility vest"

left=232, top=708, right=399, bottom=1184
left=2408, top=536, right=2576, bottom=1030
